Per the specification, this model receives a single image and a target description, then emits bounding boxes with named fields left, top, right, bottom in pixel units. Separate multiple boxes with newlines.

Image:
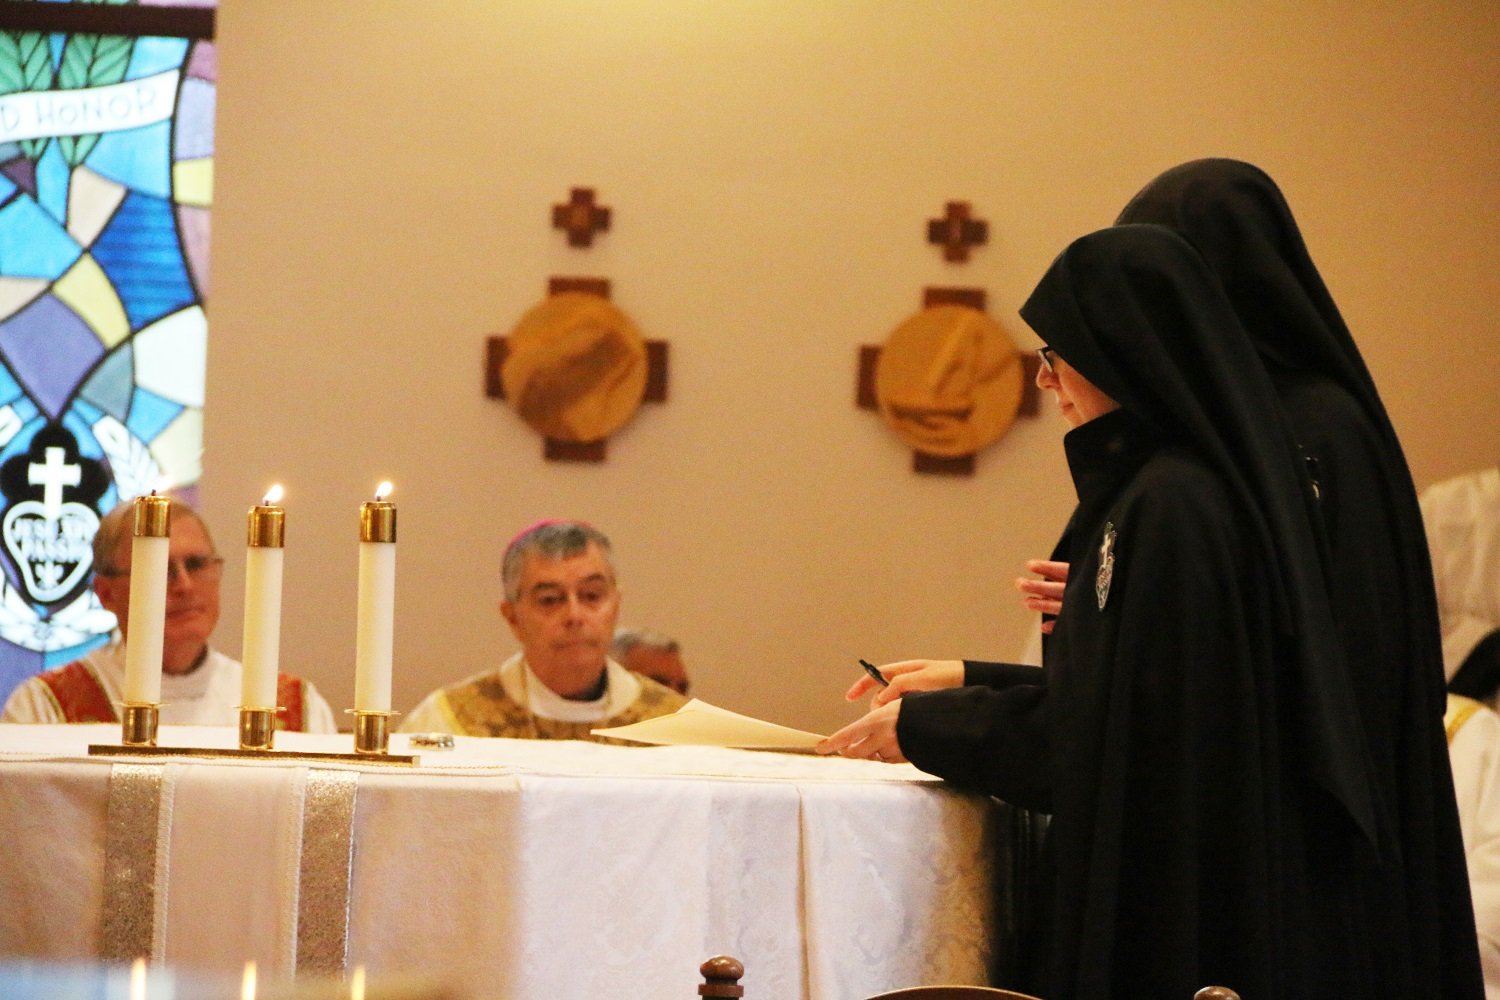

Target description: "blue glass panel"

left=0, top=363, right=23, bottom=408
left=90, top=191, right=196, bottom=330
left=77, top=343, right=133, bottom=420
left=127, top=36, right=188, bottom=77
left=0, top=414, right=38, bottom=460
left=0, top=198, right=81, bottom=279
left=35, top=140, right=70, bottom=222
left=11, top=398, right=37, bottom=424
left=125, top=385, right=182, bottom=441
left=88, top=120, right=172, bottom=201
left=62, top=406, right=105, bottom=455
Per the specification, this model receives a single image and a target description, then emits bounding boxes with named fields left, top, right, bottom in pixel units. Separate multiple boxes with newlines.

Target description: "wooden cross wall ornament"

left=857, top=287, right=1042, bottom=476
left=485, top=278, right=669, bottom=462
left=927, top=200, right=988, bottom=263
left=552, top=187, right=611, bottom=247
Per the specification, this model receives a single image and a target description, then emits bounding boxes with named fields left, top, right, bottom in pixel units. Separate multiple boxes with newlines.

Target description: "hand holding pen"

left=846, top=658, right=966, bottom=707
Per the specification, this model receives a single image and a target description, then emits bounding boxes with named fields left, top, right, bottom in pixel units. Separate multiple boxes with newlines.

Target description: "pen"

left=859, top=658, right=890, bottom=687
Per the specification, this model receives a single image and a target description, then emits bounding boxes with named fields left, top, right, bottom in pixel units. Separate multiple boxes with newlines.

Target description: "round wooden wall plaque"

left=874, top=304, right=1024, bottom=457
left=501, top=291, right=648, bottom=443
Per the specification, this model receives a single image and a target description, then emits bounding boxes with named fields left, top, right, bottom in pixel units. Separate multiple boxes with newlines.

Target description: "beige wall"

left=205, top=1, right=1500, bottom=734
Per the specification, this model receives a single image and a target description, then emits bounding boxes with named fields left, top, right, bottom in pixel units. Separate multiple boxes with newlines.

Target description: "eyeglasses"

left=1036, top=347, right=1057, bottom=374
left=99, top=554, right=225, bottom=582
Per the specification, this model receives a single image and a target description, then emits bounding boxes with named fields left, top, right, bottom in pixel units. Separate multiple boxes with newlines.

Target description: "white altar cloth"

left=0, top=724, right=1000, bottom=999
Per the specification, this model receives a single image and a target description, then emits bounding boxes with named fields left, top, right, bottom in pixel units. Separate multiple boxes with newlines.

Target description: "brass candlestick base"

left=239, top=707, right=278, bottom=751
left=351, top=710, right=398, bottom=755
left=90, top=705, right=416, bottom=764
left=121, top=703, right=160, bottom=747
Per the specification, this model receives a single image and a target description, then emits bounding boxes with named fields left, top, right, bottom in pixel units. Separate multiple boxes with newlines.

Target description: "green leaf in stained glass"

left=0, top=31, right=56, bottom=162
left=56, top=32, right=137, bottom=167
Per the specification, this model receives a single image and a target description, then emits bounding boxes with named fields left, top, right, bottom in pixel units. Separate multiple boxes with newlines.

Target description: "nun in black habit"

left=821, top=224, right=1396, bottom=999
left=1116, top=158, right=1482, bottom=998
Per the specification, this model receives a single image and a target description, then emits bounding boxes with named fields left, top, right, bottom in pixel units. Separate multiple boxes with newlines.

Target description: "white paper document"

left=591, top=698, right=827, bottom=751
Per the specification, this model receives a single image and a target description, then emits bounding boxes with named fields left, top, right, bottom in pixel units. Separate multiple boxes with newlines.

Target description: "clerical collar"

left=159, top=647, right=215, bottom=700
left=499, top=654, right=641, bottom=722
left=165, top=645, right=210, bottom=677
left=572, top=670, right=609, bottom=702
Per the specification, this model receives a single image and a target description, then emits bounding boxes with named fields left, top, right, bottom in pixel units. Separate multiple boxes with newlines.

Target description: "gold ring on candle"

left=359, top=502, right=396, bottom=544
left=133, top=494, right=172, bottom=538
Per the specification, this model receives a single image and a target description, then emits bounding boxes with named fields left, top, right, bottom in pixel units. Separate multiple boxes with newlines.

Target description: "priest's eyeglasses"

left=1036, top=347, right=1057, bottom=374
left=99, top=554, right=225, bottom=582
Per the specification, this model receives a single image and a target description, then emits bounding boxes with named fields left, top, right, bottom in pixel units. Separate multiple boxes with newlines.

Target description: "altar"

left=0, top=724, right=1007, bottom=999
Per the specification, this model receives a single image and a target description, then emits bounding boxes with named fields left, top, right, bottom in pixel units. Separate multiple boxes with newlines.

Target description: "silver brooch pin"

left=1096, top=522, right=1116, bottom=610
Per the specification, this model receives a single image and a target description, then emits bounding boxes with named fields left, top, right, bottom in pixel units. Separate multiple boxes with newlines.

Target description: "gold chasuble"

left=1445, top=693, right=1485, bottom=745
left=404, top=655, right=687, bottom=742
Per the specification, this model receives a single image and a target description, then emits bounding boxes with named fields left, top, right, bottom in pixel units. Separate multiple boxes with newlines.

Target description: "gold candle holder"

left=359, top=499, right=396, bottom=543
left=238, top=707, right=278, bottom=751
left=247, top=503, right=285, bottom=547
left=121, top=703, right=160, bottom=747
left=351, top=710, right=397, bottom=755
left=134, top=492, right=172, bottom=537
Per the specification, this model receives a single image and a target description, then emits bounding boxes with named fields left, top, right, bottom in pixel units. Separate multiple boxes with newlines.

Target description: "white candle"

left=355, top=482, right=396, bottom=712
left=122, top=494, right=171, bottom=705
left=241, top=486, right=285, bottom=711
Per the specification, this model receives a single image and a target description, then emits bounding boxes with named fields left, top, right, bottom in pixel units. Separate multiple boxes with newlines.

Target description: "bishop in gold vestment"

left=400, top=520, right=685, bottom=741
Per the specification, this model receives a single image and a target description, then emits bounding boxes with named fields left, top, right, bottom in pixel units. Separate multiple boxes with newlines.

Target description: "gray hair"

left=501, top=520, right=614, bottom=602
left=611, top=626, right=680, bottom=658
left=94, top=498, right=213, bottom=576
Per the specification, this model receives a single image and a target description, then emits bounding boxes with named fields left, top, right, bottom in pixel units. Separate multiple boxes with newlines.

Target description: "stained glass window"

left=0, top=1, right=215, bottom=703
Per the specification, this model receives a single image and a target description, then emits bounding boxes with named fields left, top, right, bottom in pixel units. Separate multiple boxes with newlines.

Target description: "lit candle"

left=122, top=493, right=171, bottom=705
left=241, top=486, right=286, bottom=711
left=355, top=482, right=396, bottom=713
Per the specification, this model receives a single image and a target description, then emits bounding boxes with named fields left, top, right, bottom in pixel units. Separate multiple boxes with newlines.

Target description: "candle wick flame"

left=263, top=484, right=285, bottom=505
left=374, top=481, right=393, bottom=502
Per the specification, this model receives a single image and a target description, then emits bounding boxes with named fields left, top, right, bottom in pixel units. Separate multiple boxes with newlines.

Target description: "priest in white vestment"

left=1, top=500, right=335, bottom=732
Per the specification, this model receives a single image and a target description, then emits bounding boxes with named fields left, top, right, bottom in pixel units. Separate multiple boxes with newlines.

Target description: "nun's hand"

left=845, top=659, right=965, bottom=707
left=1017, top=559, right=1070, bottom=633
left=816, top=699, right=907, bottom=763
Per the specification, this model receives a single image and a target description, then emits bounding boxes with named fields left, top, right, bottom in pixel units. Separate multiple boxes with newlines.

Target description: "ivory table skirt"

left=0, top=724, right=1003, bottom=999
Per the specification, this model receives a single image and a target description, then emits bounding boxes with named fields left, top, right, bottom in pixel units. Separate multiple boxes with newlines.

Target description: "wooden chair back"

left=864, top=988, right=1043, bottom=999
left=698, top=956, right=745, bottom=999
left=694, top=954, right=1242, bottom=1000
